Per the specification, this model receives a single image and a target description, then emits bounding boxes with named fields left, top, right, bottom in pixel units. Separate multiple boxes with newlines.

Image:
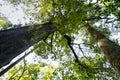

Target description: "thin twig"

left=0, top=49, right=34, bottom=76
left=82, top=17, right=113, bottom=21
left=8, top=68, right=20, bottom=80
left=50, top=33, right=54, bottom=53
left=78, top=44, right=88, bottom=59
left=50, top=33, right=57, bottom=59
left=18, top=58, right=27, bottom=80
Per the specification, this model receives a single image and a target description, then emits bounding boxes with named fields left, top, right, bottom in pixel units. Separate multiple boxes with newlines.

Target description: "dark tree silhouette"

left=0, top=22, right=57, bottom=68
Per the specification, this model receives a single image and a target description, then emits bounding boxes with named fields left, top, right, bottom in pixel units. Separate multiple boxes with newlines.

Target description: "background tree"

left=0, top=0, right=120, bottom=79
left=0, top=17, right=12, bottom=30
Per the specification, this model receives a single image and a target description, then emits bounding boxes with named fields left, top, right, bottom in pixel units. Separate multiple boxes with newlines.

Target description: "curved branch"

left=64, top=35, right=84, bottom=67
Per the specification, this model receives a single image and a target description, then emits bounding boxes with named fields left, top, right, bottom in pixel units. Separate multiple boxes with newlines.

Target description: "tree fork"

left=64, top=35, right=85, bottom=67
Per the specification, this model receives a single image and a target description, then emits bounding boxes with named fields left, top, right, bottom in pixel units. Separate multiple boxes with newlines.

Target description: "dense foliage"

left=1, top=0, right=120, bottom=79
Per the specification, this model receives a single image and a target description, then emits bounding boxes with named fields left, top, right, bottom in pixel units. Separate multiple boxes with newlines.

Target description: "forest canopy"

left=0, top=0, right=120, bottom=80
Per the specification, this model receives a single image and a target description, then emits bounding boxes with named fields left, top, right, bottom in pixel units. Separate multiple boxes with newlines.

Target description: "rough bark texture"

left=0, top=22, right=57, bottom=68
left=85, top=23, right=120, bottom=74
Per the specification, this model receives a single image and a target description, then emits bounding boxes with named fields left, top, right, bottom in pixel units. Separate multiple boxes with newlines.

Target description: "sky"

left=0, top=0, right=120, bottom=77
left=0, top=0, right=29, bottom=24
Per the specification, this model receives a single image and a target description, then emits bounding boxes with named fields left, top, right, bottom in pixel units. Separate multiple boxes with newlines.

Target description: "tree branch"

left=0, top=49, right=34, bottom=76
left=64, top=35, right=84, bottom=67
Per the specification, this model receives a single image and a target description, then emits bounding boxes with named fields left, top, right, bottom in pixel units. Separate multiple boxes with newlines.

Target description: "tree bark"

left=0, top=22, right=57, bottom=68
left=85, top=23, right=120, bottom=74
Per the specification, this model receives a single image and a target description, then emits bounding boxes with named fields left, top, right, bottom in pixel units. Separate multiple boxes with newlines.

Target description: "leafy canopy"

left=1, top=0, right=120, bottom=79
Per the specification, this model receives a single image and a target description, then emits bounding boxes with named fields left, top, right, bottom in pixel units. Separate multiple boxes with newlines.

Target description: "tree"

left=0, top=17, right=12, bottom=30
left=0, top=0, right=120, bottom=79
left=0, top=22, right=56, bottom=68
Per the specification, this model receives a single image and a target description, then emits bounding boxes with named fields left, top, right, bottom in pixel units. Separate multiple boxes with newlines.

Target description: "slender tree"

left=85, top=22, right=120, bottom=74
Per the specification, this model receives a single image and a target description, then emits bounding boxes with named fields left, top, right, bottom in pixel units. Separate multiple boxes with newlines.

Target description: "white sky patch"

left=8, top=8, right=25, bottom=24
left=0, top=0, right=29, bottom=24
left=51, top=61, right=60, bottom=69
left=85, top=0, right=97, bottom=4
left=110, top=32, right=120, bottom=44
left=113, top=33, right=120, bottom=40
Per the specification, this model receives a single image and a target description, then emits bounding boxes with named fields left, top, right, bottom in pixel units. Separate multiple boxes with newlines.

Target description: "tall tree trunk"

left=0, top=22, right=57, bottom=68
left=85, top=23, right=120, bottom=74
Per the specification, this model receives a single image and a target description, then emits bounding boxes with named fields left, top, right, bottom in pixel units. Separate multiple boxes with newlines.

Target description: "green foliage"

left=7, top=61, right=58, bottom=80
left=2, top=0, right=120, bottom=79
left=0, top=18, right=12, bottom=30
